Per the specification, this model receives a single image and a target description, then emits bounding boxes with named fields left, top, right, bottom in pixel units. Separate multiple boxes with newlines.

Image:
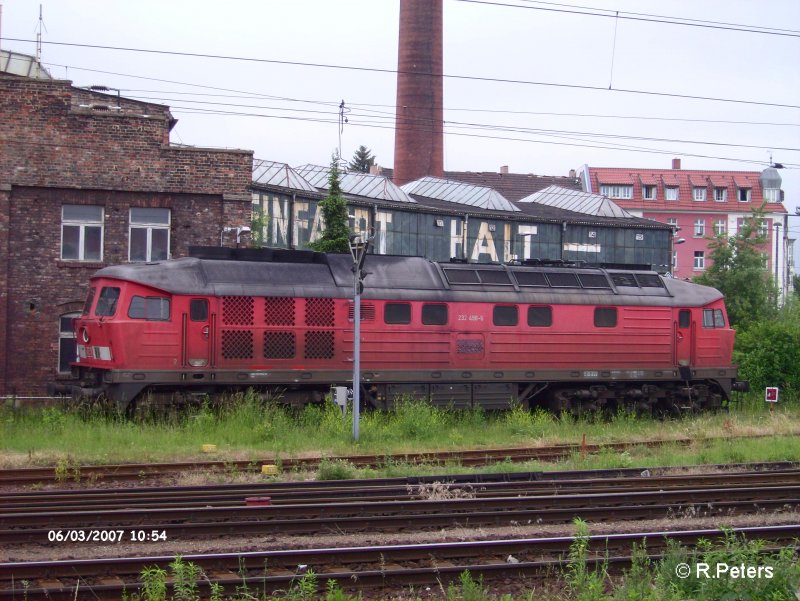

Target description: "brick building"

left=0, top=70, right=253, bottom=398
left=580, top=160, right=791, bottom=296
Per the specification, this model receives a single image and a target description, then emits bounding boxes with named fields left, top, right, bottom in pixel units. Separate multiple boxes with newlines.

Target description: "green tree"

left=308, top=154, right=351, bottom=253
left=694, top=208, right=777, bottom=329
left=348, top=145, right=376, bottom=173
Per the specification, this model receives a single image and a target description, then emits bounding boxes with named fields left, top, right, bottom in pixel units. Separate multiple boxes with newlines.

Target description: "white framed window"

left=61, top=205, right=103, bottom=261
left=642, top=185, right=656, bottom=200
left=129, top=208, right=170, bottom=262
left=600, top=185, right=633, bottom=199
left=694, top=251, right=705, bottom=270
left=693, top=187, right=707, bottom=202
left=760, top=253, right=769, bottom=269
left=667, top=218, right=678, bottom=229
left=714, top=220, right=726, bottom=236
left=738, top=188, right=752, bottom=202
left=58, top=312, right=80, bottom=374
left=714, top=188, right=727, bottom=202
left=758, top=220, right=769, bottom=238
left=763, top=188, right=780, bottom=202
left=694, top=219, right=705, bottom=237
left=665, top=187, right=679, bottom=201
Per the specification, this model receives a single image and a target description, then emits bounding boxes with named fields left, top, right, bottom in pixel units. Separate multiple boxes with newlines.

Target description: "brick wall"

left=0, top=74, right=253, bottom=396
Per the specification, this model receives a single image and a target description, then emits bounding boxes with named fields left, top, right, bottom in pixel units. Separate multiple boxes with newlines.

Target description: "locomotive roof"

left=92, top=250, right=723, bottom=307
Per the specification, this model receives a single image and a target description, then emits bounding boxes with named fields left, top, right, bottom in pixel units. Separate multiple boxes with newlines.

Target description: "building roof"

left=295, top=164, right=416, bottom=203
left=0, top=50, right=52, bottom=79
left=252, top=160, right=317, bottom=192
left=518, top=185, right=635, bottom=219
left=586, top=166, right=787, bottom=214
left=401, top=176, right=520, bottom=212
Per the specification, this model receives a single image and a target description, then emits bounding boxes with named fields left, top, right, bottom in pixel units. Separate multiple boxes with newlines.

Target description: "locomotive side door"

left=184, top=298, right=211, bottom=367
left=674, top=309, right=693, bottom=369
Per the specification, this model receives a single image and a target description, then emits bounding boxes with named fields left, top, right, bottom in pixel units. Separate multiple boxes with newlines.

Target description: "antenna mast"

left=36, top=4, right=44, bottom=61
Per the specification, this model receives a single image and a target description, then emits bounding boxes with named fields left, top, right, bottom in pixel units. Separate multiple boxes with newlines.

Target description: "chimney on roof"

left=499, top=165, right=509, bottom=175
left=672, top=158, right=681, bottom=170
left=369, top=164, right=384, bottom=176
left=393, top=0, right=444, bottom=186
left=569, top=169, right=576, bottom=178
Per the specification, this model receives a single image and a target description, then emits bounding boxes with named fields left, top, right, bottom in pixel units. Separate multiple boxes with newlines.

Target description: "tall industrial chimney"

left=393, top=0, right=444, bottom=186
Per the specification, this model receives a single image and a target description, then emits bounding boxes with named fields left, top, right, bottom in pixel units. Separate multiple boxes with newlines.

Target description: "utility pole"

left=349, top=233, right=371, bottom=442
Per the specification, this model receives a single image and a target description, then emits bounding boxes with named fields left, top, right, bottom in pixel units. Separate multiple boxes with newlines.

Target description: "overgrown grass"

left=1, top=391, right=798, bottom=471
left=126, top=523, right=799, bottom=600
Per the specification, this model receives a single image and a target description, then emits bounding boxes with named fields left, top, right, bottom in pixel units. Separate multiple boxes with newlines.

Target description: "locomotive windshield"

left=82, top=287, right=96, bottom=315
left=95, top=287, right=120, bottom=317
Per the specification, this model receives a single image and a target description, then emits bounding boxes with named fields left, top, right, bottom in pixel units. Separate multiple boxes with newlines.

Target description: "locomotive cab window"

left=384, top=302, right=411, bottom=324
left=594, top=307, right=617, bottom=328
left=82, top=287, right=96, bottom=315
left=679, top=310, right=691, bottom=328
left=703, top=309, right=726, bottom=328
left=190, top=299, right=208, bottom=322
left=493, top=305, right=518, bottom=326
left=422, top=303, right=448, bottom=325
left=129, top=296, right=170, bottom=321
left=95, top=287, right=120, bottom=317
left=527, top=306, right=552, bottom=327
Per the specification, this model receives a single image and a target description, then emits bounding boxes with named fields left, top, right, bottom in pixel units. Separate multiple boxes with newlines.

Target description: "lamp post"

left=349, top=233, right=372, bottom=442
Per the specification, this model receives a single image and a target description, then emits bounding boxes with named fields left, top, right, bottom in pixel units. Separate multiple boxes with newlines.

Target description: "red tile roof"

left=587, top=167, right=786, bottom=214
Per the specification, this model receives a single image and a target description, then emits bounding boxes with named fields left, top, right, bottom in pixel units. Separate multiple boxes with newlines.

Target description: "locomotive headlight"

left=81, top=327, right=90, bottom=343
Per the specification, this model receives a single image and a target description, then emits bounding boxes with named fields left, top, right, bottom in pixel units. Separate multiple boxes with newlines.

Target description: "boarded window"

left=493, top=305, right=518, bottom=326
left=422, top=303, right=448, bottom=325
left=594, top=307, right=617, bottom=328
left=527, top=306, right=552, bottom=327
left=385, top=302, right=411, bottom=324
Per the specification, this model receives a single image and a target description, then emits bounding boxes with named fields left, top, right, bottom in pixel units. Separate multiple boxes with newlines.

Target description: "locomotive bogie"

left=62, top=251, right=746, bottom=414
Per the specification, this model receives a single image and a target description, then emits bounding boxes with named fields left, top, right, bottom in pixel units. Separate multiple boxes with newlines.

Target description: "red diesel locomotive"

left=56, top=248, right=748, bottom=414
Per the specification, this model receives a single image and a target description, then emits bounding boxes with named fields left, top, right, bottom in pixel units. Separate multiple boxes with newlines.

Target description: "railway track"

left=2, top=524, right=798, bottom=600
left=0, top=434, right=792, bottom=487
left=3, top=471, right=799, bottom=544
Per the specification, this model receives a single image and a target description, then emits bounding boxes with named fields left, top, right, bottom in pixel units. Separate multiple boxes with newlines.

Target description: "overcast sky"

left=2, top=0, right=799, bottom=260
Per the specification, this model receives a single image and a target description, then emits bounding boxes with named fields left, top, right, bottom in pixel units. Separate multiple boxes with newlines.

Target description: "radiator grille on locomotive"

left=264, top=296, right=296, bottom=325
left=305, top=298, right=335, bottom=326
left=263, top=331, right=296, bottom=359
left=222, top=296, right=254, bottom=325
left=221, top=330, right=254, bottom=359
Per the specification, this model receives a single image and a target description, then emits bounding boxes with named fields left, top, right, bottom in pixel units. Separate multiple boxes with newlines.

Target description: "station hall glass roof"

left=401, top=176, right=520, bottom=212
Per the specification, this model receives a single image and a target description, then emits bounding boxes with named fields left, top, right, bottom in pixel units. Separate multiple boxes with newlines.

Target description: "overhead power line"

left=453, top=0, right=800, bottom=37
left=7, top=37, right=799, bottom=110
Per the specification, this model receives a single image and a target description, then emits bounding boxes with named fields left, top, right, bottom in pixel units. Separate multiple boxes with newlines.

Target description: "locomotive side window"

left=384, top=302, right=411, bottom=324
left=422, top=303, right=448, bottom=325
left=95, top=287, right=120, bottom=317
left=82, top=287, right=96, bottom=315
left=703, top=309, right=726, bottom=328
left=190, top=299, right=208, bottom=322
left=594, top=307, right=617, bottom=328
left=527, top=306, right=552, bottom=327
left=129, top=296, right=170, bottom=321
left=493, top=305, right=518, bottom=326
left=679, top=310, right=691, bottom=328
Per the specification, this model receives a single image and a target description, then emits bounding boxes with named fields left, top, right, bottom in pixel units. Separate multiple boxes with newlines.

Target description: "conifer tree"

left=348, top=145, right=376, bottom=173
left=308, top=154, right=352, bottom=253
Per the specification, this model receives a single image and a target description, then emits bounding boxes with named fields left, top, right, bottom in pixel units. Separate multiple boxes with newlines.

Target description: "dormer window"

left=600, top=185, right=632, bottom=199
left=693, top=187, right=706, bottom=201
left=714, top=188, right=727, bottom=202
left=642, top=185, right=656, bottom=200
left=738, top=188, right=752, bottom=202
